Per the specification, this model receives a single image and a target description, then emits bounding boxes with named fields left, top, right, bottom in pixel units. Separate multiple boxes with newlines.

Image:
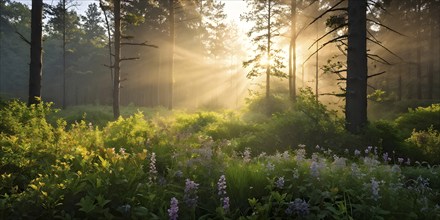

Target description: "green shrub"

left=395, top=104, right=440, bottom=136
left=406, top=127, right=440, bottom=164
left=103, top=112, right=155, bottom=153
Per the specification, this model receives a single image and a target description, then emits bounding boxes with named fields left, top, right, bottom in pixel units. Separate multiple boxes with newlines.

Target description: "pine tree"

left=242, top=0, right=287, bottom=98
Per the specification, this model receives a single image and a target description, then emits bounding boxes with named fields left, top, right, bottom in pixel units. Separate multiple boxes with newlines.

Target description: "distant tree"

left=82, top=3, right=105, bottom=46
left=28, top=0, right=43, bottom=105
left=242, top=0, right=288, bottom=98
left=0, top=0, right=31, bottom=98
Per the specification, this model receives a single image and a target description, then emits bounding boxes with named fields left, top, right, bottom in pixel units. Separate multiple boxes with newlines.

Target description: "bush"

left=406, top=127, right=440, bottom=164
left=395, top=104, right=440, bottom=136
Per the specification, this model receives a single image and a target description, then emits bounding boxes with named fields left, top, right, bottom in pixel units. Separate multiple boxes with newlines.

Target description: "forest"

left=0, top=0, right=439, bottom=219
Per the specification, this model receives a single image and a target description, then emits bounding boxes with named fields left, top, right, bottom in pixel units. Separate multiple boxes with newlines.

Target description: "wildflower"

left=397, top=157, right=404, bottom=164
left=351, top=163, right=361, bottom=177
left=168, top=197, right=179, bottom=220
left=285, top=198, right=309, bottom=216
left=184, top=179, right=199, bottom=208
left=298, top=144, right=306, bottom=148
left=282, top=151, right=290, bottom=160
left=405, top=158, right=411, bottom=165
left=382, top=153, right=388, bottom=163
left=221, top=196, right=230, bottom=211
left=391, top=165, right=401, bottom=173
left=310, top=161, right=320, bottom=178
left=275, top=177, right=285, bottom=189
left=243, top=148, right=251, bottom=163
left=333, top=156, right=346, bottom=168
left=217, top=175, right=229, bottom=212
left=295, top=149, right=306, bottom=162
left=311, top=153, right=319, bottom=162
left=266, top=162, right=275, bottom=172
left=175, top=170, right=183, bottom=178
left=292, top=169, right=299, bottom=179
left=344, top=149, right=349, bottom=154
left=149, top=152, right=157, bottom=183
left=119, top=147, right=126, bottom=155
left=370, top=178, right=380, bottom=201
left=315, top=145, right=320, bottom=150
left=354, top=149, right=361, bottom=156
left=120, top=204, right=131, bottom=215
left=217, top=175, right=227, bottom=197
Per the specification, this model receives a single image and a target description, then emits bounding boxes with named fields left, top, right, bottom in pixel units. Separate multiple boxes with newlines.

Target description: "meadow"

left=0, top=93, right=439, bottom=219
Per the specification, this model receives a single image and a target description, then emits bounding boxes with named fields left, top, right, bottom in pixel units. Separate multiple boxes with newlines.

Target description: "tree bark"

left=289, top=0, right=296, bottom=101
left=62, top=0, right=67, bottom=109
left=266, top=0, right=271, bottom=99
left=345, top=0, right=367, bottom=133
left=28, top=0, right=43, bottom=106
left=113, top=0, right=121, bottom=119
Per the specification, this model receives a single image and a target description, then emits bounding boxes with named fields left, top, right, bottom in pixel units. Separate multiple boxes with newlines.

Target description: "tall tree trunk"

left=99, top=1, right=114, bottom=106
left=28, top=0, right=43, bottom=106
left=427, top=16, right=434, bottom=99
left=315, top=22, right=319, bottom=101
left=266, top=0, right=271, bottom=99
left=289, top=0, right=296, bottom=101
left=416, top=0, right=422, bottom=100
left=168, top=0, right=175, bottom=110
left=62, top=0, right=67, bottom=109
left=345, top=0, right=367, bottom=133
left=113, top=0, right=121, bottom=119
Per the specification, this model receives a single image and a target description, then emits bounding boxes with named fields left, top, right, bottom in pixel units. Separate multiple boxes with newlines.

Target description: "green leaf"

left=77, top=196, right=96, bottom=213
left=132, top=206, right=149, bottom=217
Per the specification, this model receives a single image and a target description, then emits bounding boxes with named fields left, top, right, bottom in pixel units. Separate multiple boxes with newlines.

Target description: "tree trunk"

left=345, top=0, right=367, bottom=133
left=113, top=0, right=121, bottom=119
left=289, top=0, right=296, bottom=101
left=266, top=0, right=271, bottom=99
left=28, top=0, right=43, bottom=106
left=416, top=0, right=422, bottom=100
left=62, top=0, right=67, bottom=109
left=427, top=16, right=434, bottom=99
left=168, top=0, right=175, bottom=110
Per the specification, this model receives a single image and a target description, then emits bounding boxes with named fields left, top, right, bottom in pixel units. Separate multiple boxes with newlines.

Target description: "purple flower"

left=354, top=149, right=361, bottom=156
left=184, top=179, right=199, bottom=208
left=168, top=197, right=179, bottom=220
left=286, top=198, right=309, bottom=216
left=370, top=178, right=380, bottom=201
left=149, top=152, right=157, bottom=183
left=221, top=197, right=230, bottom=211
left=218, top=175, right=229, bottom=212
left=243, top=148, right=251, bottom=162
left=382, top=153, right=389, bottom=163
left=310, top=161, right=319, bottom=178
left=276, top=177, right=285, bottom=189
left=398, top=157, right=404, bottom=164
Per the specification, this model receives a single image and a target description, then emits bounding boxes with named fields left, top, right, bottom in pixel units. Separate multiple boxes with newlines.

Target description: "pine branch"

left=368, top=71, right=386, bottom=78
left=120, top=57, right=140, bottom=62
left=308, top=23, right=347, bottom=50
left=304, top=0, right=346, bottom=29
left=367, top=53, right=390, bottom=65
left=366, top=19, right=406, bottom=37
left=304, top=35, right=347, bottom=63
left=367, top=37, right=403, bottom=61
left=121, top=41, right=159, bottom=48
left=15, top=30, right=30, bottom=45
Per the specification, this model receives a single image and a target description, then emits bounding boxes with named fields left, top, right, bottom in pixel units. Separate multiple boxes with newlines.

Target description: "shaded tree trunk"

left=416, top=0, right=422, bottom=100
left=113, top=0, right=121, bottom=119
left=266, top=0, right=271, bottom=98
left=28, top=0, right=43, bottom=106
left=345, top=0, right=367, bottom=133
left=62, top=0, right=67, bottom=109
left=427, top=16, right=434, bottom=99
left=289, top=0, right=296, bottom=101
